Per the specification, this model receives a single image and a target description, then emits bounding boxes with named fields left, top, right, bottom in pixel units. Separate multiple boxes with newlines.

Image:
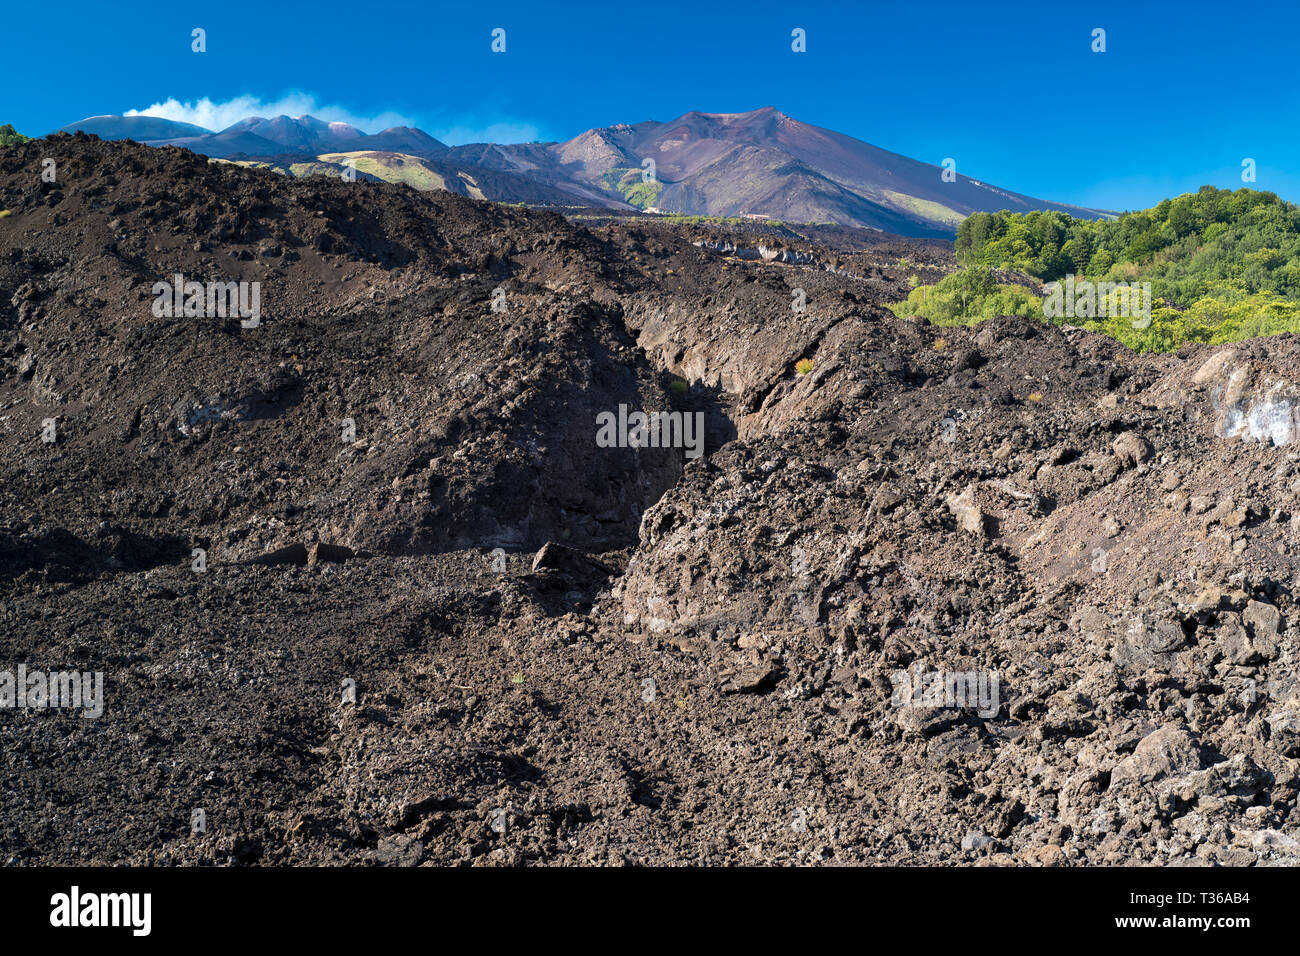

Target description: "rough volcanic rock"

left=4, top=136, right=1300, bottom=866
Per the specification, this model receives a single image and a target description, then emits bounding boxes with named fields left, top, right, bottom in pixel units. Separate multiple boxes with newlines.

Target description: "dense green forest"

left=891, top=186, right=1300, bottom=351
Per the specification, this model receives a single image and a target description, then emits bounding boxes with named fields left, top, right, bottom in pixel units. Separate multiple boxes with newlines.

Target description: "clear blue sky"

left=4, top=0, right=1296, bottom=212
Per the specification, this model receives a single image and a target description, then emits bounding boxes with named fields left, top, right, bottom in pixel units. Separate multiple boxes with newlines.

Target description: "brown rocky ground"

left=3, top=134, right=1300, bottom=865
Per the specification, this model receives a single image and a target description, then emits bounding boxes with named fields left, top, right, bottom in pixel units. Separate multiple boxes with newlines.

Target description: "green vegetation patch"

left=886, top=267, right=1041, bottom=326
left=882, top=189, right=964, bottom=228
left=892, top=187, right=1300, bottom=351
left=601, top=167, right=664, bottom=209
left=0, top=124, right=30, bottom=146
left=317, top=152, right=446, bottom=191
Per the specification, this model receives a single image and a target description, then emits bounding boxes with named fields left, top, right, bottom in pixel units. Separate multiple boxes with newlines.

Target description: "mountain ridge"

left=56, top=107, right=1111, bottom=236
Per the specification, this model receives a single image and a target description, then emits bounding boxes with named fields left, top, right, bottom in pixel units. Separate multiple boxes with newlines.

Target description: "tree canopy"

left=892, top=188, right=1300, bottom=351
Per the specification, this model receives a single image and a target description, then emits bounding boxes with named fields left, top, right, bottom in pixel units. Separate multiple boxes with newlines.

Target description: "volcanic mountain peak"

left=360, top=125, right=448, bottom=152
left=223, top=114, right=364, bottom=147
left=58, top=114, right=215, bottom=141
left=53, top=106, right=1105, bottom=235
left=666, top=105, right=791, bottom=136
left=555, top=107, right=1111, bottom=231
left=553, top=127, right=635, bottom=176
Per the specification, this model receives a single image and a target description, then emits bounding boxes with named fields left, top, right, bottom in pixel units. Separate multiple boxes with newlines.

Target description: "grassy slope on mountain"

left=881, top=189, right=965, bottom=228
left=316, top=151, right=448, bottom=191
left=600, top=166, right=663, bottom=208
left=891, top=187, right=1300, bottom=351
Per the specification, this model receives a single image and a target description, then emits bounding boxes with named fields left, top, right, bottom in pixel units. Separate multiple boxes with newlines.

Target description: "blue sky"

left=3, top=0, right=1297, bottom=212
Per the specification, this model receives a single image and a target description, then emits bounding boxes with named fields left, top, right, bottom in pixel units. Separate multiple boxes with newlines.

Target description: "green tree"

left=0, top=124, right=29, bottom=146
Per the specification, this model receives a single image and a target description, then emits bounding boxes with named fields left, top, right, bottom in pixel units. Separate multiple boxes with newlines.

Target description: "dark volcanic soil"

left=4, top=134, right=1300, bottom=865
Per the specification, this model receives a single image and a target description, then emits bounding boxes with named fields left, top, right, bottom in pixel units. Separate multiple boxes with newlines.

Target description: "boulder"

left=1110, top=726, right=1203, bottom=787
left=1112, top=431, right=1153, bottom=467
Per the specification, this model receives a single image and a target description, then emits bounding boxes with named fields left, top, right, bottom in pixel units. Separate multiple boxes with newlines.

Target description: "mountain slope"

left=310, top=150, right=587, bottom=204
left=221, top=115, right=364, bottom=152
left=59, top=114, right=449, bottom=159
left=57, top=108, right=1107, bottom=234
left=58, top=115, right=214, bottom=141
left=552, top=107, right=1108, bottom=232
